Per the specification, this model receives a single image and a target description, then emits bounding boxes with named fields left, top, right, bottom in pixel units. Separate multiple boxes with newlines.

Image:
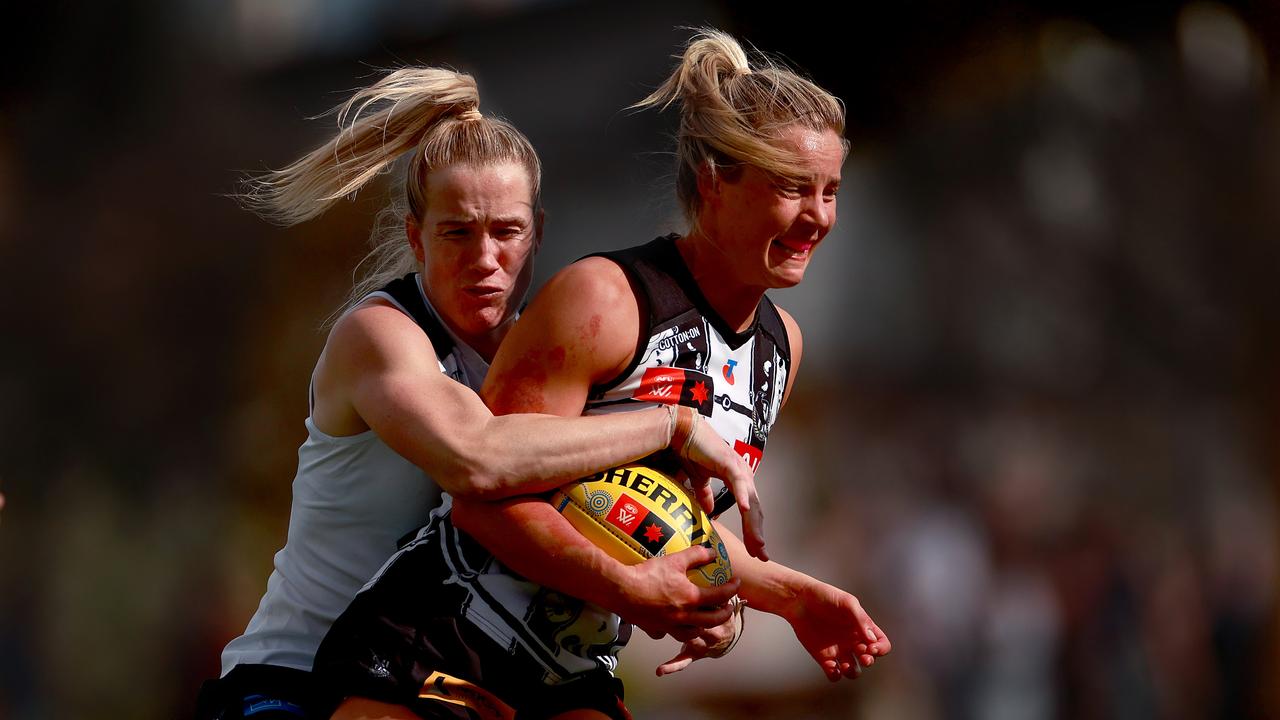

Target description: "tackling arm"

left=315, top=298, right=696, bottom=500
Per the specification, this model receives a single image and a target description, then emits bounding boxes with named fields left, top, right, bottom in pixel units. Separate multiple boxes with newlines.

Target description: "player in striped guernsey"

left=198, top=67, right=757, bottom=720
left=316, top=29, right=891, bottom=720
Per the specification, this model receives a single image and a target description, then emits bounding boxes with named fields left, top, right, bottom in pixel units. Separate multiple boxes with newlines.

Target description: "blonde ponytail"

left=237, top=67, right=542, bottom=315
left=633, top=29, right=846, bottom=223
left=241, top=68, right=480, bottom=225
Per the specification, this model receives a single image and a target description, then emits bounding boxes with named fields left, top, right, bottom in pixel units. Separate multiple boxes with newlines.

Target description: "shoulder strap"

left=377, top=274, right=456, bottom=363
left=586, top=234, right=693, bottom=328
left=754, top=295, right=791, bottom=367
left=584, top=235, right=697, bottom=395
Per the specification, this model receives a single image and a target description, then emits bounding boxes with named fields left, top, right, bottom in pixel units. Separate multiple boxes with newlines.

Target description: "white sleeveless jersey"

left=377, top=235, right=792, bottom=683
left=220, top=274, right=487, bottom=675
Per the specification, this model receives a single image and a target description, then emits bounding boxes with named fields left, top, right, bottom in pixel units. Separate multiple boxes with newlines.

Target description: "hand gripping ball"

left=549, top=464, right=732, bottom=587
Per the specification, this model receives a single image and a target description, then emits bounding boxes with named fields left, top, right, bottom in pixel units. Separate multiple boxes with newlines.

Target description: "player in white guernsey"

left=197, top=67, right=758, bottom=720
left=317, top=30, right=891, bottom=720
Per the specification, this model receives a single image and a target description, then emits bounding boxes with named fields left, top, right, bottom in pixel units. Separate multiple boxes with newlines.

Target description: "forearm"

left=457, top=406, right=674, bottom=500
left=451, top=495, right=633, bottom=610
left=714, top=520, right=814, bottom=620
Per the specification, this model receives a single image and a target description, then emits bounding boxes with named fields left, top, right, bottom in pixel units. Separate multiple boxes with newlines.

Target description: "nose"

left=802, top=190, right=833, bottom=232
left=467, top=233, right=502, bottom=275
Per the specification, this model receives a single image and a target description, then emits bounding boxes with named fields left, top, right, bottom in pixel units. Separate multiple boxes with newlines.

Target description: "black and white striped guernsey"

left=583, top=234, right=792, bottom=515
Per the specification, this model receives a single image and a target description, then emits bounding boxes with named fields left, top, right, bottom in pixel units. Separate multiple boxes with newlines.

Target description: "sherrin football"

left=549, top=464, right=732, bottom=588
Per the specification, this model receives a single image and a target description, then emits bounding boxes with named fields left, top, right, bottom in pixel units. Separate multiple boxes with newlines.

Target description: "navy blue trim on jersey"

left=381, top=274, right=456, bottom=362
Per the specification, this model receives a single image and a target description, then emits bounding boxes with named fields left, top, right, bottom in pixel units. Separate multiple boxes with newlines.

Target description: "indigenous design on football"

left=584, top=489, right=613, bottom=515
left=549, top=464, right=732, bottom=587
left=690, top=540, right=732, bottom=587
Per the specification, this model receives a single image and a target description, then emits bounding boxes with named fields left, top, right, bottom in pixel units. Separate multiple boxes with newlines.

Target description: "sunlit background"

left=2, top=1, right=1277, bottom=718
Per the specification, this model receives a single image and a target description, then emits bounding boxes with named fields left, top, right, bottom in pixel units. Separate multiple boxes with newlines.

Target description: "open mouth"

left=772, top=238, right=816, bottom=258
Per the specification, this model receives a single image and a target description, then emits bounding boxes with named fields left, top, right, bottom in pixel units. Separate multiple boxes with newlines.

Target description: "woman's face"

left=699, top=124, right=844, bottom=289
left=408, top=161, right=541, bottom=346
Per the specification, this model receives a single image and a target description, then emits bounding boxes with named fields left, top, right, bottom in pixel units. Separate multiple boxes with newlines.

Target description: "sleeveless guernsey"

left=220, top=273, right=488, bottom=675
left=320, top=235, right=791, bottom=688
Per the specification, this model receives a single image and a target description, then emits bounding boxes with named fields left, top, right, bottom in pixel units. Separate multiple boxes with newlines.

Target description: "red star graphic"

left=643, top=523, right=665, bottom=543
left=690, top=381, right=709, bottom=404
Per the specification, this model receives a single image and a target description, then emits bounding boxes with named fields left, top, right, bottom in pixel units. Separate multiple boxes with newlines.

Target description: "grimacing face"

left=407, top=161, right=541, bottom=350
left=699, top=125, right=844, bottom=290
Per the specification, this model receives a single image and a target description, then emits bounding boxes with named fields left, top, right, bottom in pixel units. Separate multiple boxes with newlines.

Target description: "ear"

left=405, top=213, right=426, bottom=264
left=695, top=162, right=721, bottom=207
left=533, top=208, right=546, bottom=254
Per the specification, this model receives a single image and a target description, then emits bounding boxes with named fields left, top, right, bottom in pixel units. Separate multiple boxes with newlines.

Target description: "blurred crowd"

left=1, top=1, right=1276, bottom=718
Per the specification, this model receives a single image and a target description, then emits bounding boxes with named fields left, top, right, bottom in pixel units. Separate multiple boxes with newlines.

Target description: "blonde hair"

left=239, top=67, right=542, bottom=311
left=632, top=29, right=847, bottom=223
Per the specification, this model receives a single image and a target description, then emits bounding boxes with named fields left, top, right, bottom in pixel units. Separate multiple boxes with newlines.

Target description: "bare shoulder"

left=520, top=256, right=639, bottom=358
left=772, top=303, right=804, bottom=406
left=326, top=299, right=434, bottom=366
left=318, top=298, right=439, bottom=390
left=538, top=255, right=635, bottom=308
left=483, top=255, right=641, bottom=413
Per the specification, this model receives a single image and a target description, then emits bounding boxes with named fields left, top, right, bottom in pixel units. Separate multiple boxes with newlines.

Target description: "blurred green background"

left=2, top=1, right=1278, bottom=718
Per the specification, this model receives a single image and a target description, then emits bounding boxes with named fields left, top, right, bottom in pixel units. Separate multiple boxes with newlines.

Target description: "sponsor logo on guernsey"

left=734, top=440, right=763, bottom=474
left=633, top=367, right=716, bottom=417
left=722, top=359, right=737, bottom=385
left=656, top=325, right=702, bottom=352
left=634, top=368, right=685, bottom=403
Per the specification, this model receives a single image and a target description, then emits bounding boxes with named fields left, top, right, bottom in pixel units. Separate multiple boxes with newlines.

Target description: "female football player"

left=315, top=29, right=890, bottom=720
left=197, top=66, right=759, bottom=720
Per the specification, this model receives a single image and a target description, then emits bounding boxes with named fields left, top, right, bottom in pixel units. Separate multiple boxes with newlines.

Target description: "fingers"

left=680, top=605, right=733, bottom=629
left=852, top=602, right=891, bottom=655
left=656, top=632, right=721, bottom=676
left=691, top=576, right=741, bottom=607
left=694, top=480, right=714, bottom=515
left=739, top=490, right=768, bottom=561
left=819, top=656, right=862, bottom=682
left=656, top=653, right=695, bottom=676
left=673, top=544, right=717, bottom=570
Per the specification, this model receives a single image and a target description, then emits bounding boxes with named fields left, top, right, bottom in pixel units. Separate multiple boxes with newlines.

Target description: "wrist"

left=596, top=554, right=640, bottom=614
left=742, top=567, right=812, bottom=621
left=668, top=405, right=697, bottom=457
left=662, top=405, right=677, bottom=447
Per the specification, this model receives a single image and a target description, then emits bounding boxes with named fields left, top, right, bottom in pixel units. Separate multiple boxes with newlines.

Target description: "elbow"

left=438, top=456, right=508, bottom=501
left=450, top=495, right=478, bottom=533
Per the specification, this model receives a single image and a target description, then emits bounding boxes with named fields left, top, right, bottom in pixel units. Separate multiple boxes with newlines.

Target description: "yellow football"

left=549, top=464, right=732, bottom=588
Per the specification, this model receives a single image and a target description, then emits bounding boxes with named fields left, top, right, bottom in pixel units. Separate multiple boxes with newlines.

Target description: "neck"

left=463, top=321, right=510, bottom=364
left=675, top=231, right=765, bottom=333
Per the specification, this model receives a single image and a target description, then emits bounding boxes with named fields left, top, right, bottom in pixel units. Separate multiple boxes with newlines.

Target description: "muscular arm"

left=313, top=297, right=682, bottom=500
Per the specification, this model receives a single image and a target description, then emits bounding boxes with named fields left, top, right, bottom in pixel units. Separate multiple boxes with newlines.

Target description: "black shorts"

left=312, top=518, right=630, bottom=720
left=195, top=664, right=340, bottom=720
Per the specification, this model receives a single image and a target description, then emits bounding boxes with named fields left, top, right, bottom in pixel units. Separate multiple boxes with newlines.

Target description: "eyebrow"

left=434, top=215, right=529, bottom=227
